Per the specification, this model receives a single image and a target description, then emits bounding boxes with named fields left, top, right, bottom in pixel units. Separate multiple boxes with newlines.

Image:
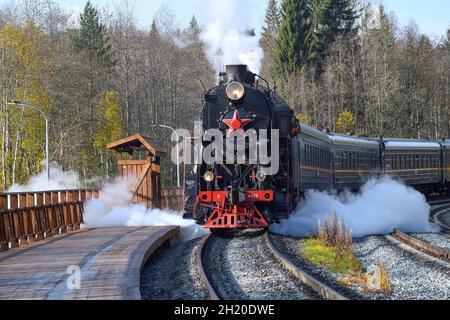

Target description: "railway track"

left=386, top=201, right=450, bottom=263
left=429, top=203, right=450, bottom=234
left=198, top=230, right=347, bottom=300
left=390, top=229, right=449, bottom=262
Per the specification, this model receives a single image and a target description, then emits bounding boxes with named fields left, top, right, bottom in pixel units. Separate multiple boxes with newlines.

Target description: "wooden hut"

left=107, top=134, right=166, bottom=208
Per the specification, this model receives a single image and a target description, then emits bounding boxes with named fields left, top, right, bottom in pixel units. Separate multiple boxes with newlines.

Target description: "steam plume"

left=270, top=177, right=434, bottom=238
left=83, top=177, right=208, bottom=241
left=200, top=0, right=264, bottom=73
left=7, top=161, right=81, bottom=192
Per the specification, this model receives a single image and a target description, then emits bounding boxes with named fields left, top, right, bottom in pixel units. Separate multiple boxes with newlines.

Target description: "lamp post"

left=4, top=101, right=50, bottom=181
left=150, top=124, right=180, bottom=189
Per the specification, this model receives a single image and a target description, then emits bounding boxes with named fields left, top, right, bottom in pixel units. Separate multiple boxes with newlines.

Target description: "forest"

left=0, top=0, right=449, bottom=191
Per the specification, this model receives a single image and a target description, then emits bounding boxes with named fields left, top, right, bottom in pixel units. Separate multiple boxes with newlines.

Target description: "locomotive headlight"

left=256, top=170, right=267, bottom=182
left=226, top=82, right=245, bottom=101
left=203, top=171, right=215, bottom=182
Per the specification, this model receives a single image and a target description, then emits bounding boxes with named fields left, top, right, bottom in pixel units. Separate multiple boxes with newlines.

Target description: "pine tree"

left=149, top=19, right=160, bottom=42
left=274, top=0, right=311, bottom=81
left=328, top=0, right=357, bottom=37
left=73, top=1, right=116, bottom=177
left=308, top=0, right=357, bottom=75
left=74, top=1, right=115, bottom=69
left=260, top=0, right=280, bottom=83
left=307, top=0, right=331, bottom=74
left=188, top=15, right=200, bottom=38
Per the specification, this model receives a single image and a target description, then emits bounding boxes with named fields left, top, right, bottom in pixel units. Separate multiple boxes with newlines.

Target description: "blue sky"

left=58, top=0, right=449, bottom=38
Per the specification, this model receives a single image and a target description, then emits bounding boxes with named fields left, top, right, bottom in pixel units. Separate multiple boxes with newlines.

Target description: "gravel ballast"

left=354, top=236, right=449, bottom=300
left=409, top=233, right=450, bottom=249
left=203, top=230, right=321, bottom=300
left=269, top=233, right=449, bottom=300
left=140, top=237, right=209, bottom=300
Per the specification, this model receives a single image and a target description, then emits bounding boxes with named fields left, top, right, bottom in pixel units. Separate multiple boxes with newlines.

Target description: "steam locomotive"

left=183, top=64, right=450, bottom=229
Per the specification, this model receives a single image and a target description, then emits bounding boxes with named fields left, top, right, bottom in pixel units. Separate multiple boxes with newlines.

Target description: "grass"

left=298, top=211, right=392, bottom=295
left=300, top=238, right=361, bottom=273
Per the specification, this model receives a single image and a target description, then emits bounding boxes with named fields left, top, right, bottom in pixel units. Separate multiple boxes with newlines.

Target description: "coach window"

left=313, top=147, right=316, bottom=167
left=308, top=144, right=312, bottom=166
left=320, top=149, right=324, bottom=168
left=306, top=145, right=309, bottom=166
left=307, top=145, right=310, bottom=166
left=342, top=152, right=346, bottom=169
left=313, top=146, right=316, bottom=167
left=314, top=146, right=318, bottom=167
left=316, top=147, right=319, bottom=167
left=314, top=146, right=317, bottom=167
left=346, top=152, right=349, bottom=169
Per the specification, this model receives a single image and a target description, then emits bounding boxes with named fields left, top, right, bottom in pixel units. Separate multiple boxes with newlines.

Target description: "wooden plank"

left=118, top=160, right=150, bottom=166
left=0, top=226, right=180, bottom=300
left=130, top=163, right=151, bottom=202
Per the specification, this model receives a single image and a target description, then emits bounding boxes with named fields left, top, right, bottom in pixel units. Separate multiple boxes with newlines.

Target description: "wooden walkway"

left=0, top=226, right=179, bottom=300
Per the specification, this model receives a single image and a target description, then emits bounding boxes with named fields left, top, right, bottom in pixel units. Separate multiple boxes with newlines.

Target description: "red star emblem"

left=222, top=110, right=251, bottom=136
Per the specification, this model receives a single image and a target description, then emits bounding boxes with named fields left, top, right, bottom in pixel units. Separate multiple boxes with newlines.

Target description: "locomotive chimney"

left=225, top=64, right=255, bottom=85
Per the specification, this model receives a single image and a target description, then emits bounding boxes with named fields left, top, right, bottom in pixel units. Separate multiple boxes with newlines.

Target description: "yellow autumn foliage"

left=93, top=90, right=124, bottom=150
left=0, top=21, right=53, bottom=189
left=295, top=113, right=310, bottom=125
left=335, top=111, right=356, bottom=134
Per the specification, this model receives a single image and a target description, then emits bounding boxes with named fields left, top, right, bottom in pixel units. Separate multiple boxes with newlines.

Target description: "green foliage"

left=260, top=0, right=280, bottom=83
left=73, top=1, right=115, bottom=69
left=262, top=0, right=280, bottom=40
left=274, top=0, right=311, bottom=80
left=299, top=238, right=361, bottom=274
left=308, top=0, right=357, bottom=74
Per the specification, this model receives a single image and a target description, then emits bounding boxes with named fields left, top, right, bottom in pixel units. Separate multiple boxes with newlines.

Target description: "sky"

left=56, top=0, right=449, bottom=38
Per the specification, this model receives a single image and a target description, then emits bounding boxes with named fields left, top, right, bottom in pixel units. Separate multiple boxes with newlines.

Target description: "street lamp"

left=150, top=124, right=180, bottom=189
left=3, top=101, right=50, bottom=182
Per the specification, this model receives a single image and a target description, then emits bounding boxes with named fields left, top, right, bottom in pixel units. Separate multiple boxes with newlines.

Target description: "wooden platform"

left=0, top=226, right=179, bottom=300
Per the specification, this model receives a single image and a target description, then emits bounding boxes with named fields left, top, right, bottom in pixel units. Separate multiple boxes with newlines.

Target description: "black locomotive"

left=183, top=64, right=450, bottom=229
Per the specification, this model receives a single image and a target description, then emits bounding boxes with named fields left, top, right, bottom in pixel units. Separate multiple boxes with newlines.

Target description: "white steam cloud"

left=270, top=177, right=434, bottom=238
left=83, top=177, right=208, bottom=241
left=200, top=0, right=264, bottom=73
left=7, top=161, right=81, bottom=192
left=7, top=162, right=206, bottom=241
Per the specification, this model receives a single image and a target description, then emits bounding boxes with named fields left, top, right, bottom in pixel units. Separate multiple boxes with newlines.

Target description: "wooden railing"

left=0, top=187, right=184, bottom=252
left=161, top=188, right=184, bottom=212
left=0, top=189, right=99, bottom=252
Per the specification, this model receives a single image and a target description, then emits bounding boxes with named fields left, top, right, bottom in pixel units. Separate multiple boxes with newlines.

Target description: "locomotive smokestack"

left=224, top=64, right=255, bottom=85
